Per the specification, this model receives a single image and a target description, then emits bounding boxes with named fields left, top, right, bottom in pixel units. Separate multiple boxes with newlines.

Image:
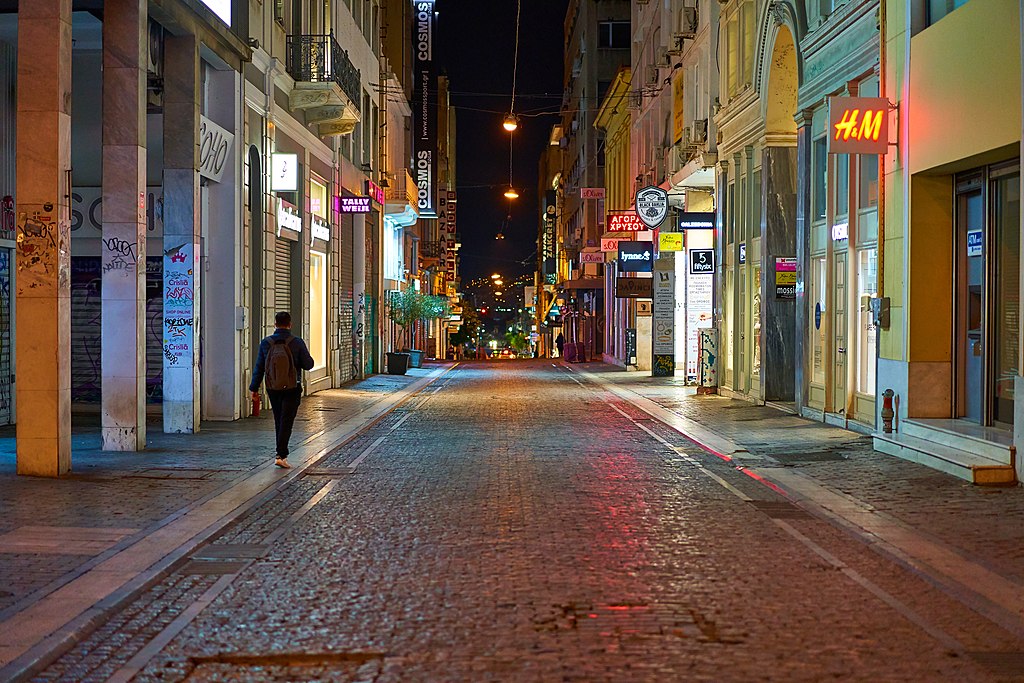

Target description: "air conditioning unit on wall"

left=675, top=7, right=698, bottom=39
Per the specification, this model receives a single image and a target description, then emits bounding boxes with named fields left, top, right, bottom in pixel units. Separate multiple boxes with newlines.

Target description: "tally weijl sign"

left=414, top=1, right=438, bottom=217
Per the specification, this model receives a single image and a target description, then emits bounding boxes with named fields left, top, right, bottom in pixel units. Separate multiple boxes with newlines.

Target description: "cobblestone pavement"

left=28, top=360, right=1024, bottom=682
left=577, top=364, right=1024, bottom=585
left=0, top=368, right=438, bottom=627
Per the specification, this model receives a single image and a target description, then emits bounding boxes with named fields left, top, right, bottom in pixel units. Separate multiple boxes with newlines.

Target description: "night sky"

left=436, top=0, right=568, bottom=285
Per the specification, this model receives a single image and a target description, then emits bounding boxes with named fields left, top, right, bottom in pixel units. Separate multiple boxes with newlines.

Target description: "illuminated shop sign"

left=337, top=196, right=372, bottom=213
left=607, top=212, right=646, bottom=232
left=828, top=96, right=889, bottom=155
left=678, top=211, right=715, bottom=230
left=413, top=0, right=438, bottom=216
left=659, top=232, right=683, bottom=252
left=277, top=198, right=302, bottom=234
left=199, top=0, right=231, bottom=25
left=600, top=238, right=620, bottom=252
left=618, top=241, right=654, bottom=273
left=272, top=153, right=298, bottom=192
left=366, top=180, right=386, bottom=205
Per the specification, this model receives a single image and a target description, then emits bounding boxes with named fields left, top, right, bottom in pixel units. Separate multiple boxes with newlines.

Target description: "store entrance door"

left=955, top=163, right=1020, bottom=427
left=833, top=251, right=848, bottom=415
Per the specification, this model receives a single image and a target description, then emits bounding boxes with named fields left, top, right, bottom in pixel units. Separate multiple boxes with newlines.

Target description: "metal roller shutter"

left=274, top=237, right=292, bottom=315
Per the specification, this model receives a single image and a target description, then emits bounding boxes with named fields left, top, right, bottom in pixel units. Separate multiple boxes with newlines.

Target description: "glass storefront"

left=309, top=250, right=328, bottom=371
left=956, top=163, right=1020, bottom=427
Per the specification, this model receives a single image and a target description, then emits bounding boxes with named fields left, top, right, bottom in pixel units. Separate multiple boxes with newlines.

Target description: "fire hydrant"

left=881, top=389, right=895, bottom=433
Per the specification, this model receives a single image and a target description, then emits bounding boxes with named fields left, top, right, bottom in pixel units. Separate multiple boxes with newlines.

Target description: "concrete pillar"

left=15, top=0, right=73, bottom=476
left=202, top=68, right=242, bottom=421
left=353, top=213, right=366, bottom=379
left=162, top=35, right=201, bottom=433
left=101, top=0, right=148, bottom=450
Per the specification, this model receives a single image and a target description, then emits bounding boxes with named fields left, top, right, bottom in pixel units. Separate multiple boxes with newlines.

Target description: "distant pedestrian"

left=250, top=311, right=315, bottom=469
left=555, top=332, right=565, bottom=358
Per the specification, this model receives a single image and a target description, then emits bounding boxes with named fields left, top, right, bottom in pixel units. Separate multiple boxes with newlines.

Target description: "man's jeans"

left=267, top=387, right=302, bottom=458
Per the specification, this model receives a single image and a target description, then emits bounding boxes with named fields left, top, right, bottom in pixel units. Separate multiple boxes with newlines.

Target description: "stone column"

left=101, top=0, right=147, bottom=450
left=353, top=213, right=366, bottom=379
left=761, top=145, right=798, bottom=402
left=793, top=111, right=813, bottom=412
left=162, top=35, right=201, bottom=433
left=15, top=0, right=72, bottom=476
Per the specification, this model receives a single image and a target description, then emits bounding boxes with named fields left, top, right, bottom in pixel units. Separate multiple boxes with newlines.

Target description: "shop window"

left=309, top=178, right=328, bottom=219
left=812, top=137, right=827, bottom=222
left=597, top=22, right=630, bottom=49
left=856, top=248, right=877, bottom=395
left=811, top=256, right=827, bottom=385
left=835, top=154, right=849, bottom=217
left=752, top=169, right=762, bottom=239
left=309, top=250, right=328, bottom=371
left=928, top=0, right=971, bottom=25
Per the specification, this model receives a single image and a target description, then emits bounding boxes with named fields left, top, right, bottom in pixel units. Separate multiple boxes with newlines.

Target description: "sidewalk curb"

left=569, top=364, right=1024, bottom=641
left=0, top=365, right=454, bottom=682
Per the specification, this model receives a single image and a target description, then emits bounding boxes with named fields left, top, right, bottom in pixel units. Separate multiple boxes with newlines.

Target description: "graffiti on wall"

left=163, top=243, right=194, bottom=367
left=70, top=256, right=165, bottom=403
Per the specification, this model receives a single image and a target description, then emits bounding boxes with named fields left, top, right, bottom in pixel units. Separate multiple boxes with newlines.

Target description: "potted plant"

left=388, top=290, right=450, bottom=369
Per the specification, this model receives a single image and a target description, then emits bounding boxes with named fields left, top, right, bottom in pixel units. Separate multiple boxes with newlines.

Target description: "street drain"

left=192, top=544, right=268, bottom=560
left=302, top=467, right=354, bottom=478
left=189, top=651, right=386, bottom=667
left=180, top=560, right=248, bottom=575
left=748, top=500, right=815, bottom=520
left=966, top=651, right=1024, bottom=677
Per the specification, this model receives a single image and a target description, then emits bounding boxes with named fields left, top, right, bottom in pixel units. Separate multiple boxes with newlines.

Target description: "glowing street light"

left=503, top=187, right=520, bottom=199
left=491, top=273, right=502, bottom=279
left=494, top=279, right=503, bottom=286
left=502, top=113, right=519, bottom=132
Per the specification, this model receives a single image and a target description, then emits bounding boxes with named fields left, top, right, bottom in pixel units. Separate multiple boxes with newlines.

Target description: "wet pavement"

left=5, top=360, right=1024, bottom=681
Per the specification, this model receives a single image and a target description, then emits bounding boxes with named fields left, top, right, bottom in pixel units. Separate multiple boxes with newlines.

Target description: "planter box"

left=403, top=348, right=424, bottom=368
left=386, top=352, right=410, bottom=375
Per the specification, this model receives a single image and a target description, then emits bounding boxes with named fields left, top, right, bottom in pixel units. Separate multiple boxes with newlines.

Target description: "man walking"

left=250, top=311, right=315, bottom=468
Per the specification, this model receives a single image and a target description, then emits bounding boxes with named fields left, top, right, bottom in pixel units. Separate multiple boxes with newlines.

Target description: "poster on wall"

left=652, top=263, right=675, bottom=377
left=775, top=257, right=797, bottom=299
left=686, top=267, right=713, bottom=379
left=413, top=1, right=438, bottom=217
left=163, top=242, right=195, bottom=369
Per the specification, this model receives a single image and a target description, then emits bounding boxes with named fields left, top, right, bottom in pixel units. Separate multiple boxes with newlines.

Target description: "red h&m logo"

left=828, top=96, right=890, bottom=155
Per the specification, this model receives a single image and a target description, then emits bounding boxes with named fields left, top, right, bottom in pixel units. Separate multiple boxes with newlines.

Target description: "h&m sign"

left=828, top=97, right=889, bottom=155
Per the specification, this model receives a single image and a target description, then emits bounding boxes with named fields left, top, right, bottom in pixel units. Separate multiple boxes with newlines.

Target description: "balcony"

left=383, top=169, right=419, bottom=228
left=418, top=240, right=444, bottom=270
left=285, top=34, right=361, bottom=138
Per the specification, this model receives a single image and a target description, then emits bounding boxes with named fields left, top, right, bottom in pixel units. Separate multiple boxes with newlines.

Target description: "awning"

left=561, top=278, right=604, bottom=290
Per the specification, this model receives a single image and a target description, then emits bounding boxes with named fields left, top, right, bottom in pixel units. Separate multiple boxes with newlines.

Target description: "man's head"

left=275, top=311, right=292, bottom=329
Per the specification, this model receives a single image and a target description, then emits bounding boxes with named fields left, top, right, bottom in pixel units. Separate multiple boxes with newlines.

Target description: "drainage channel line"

left=103, top=479, right=344, bottom=683
left=604, top=388, right=966, bottom=655
left=390, top=412, right=414, bottom=432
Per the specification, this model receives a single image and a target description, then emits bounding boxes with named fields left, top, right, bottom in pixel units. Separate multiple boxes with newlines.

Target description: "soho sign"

left=199, top=115, right=234, bottom=184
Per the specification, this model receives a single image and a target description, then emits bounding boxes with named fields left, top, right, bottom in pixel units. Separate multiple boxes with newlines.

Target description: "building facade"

left=0, top=0, right=430, bottom=476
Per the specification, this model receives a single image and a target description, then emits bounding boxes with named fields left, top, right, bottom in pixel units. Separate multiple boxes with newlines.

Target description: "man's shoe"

left=274, top=458, right=291, bottom=469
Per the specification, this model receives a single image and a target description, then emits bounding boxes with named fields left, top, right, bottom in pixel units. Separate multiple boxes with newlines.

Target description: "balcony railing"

left=385, top=169, right=418, bottom=210
left=286, top=34, right=361, bottom=112
left=419, top=240, right=445, bottom=259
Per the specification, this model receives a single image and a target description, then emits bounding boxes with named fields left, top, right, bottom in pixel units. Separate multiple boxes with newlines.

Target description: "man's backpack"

left=265, top=335, right=298, bottom=391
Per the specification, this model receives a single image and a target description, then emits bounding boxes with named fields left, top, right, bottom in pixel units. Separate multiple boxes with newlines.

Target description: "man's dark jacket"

left=249, top=329, right=316, bottom=392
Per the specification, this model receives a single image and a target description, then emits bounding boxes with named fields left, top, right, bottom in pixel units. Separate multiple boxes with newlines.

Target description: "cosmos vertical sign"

left=414, top=1, right=438, bottom=217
